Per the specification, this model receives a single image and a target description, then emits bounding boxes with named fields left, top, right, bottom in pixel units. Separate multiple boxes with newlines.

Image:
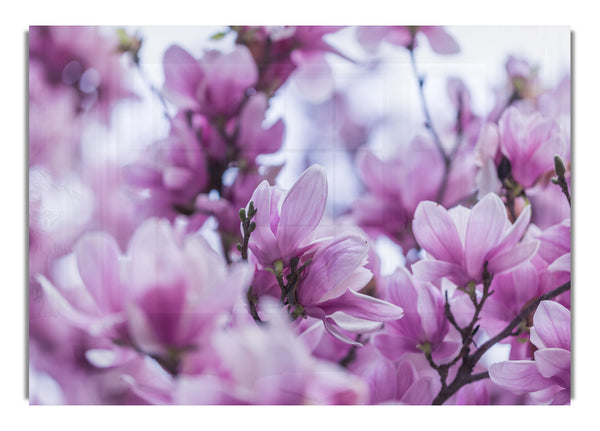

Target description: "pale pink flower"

left=163, top=44, right=258, bottom=118
left=412, top=193, right=539, bottom=285
left=352, top=136, right=476, bottom=250
left=246, top=164, right=328, bottom=268
left=498, top=107, right=566, bottom=188
left=124, top=113, right=209, bottom=221
left=373, top=267, right=460, bottom=363
left=356, top=26, right=460, bottom=55
left=37, top=218, right=252, bottom=358
left=294, top=235, right=405, bottom=345
left=29, top=26, right=137, bottom=124
left=489, top=300, right=571, bottom=405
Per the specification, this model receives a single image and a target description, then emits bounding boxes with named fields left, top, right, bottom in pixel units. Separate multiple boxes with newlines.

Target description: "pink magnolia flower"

left=498, top=107, right=566, bottom=188
left=294, top=234, right=405, bottom=345
left=478, top=262, right=542, bottom=336
left=37, top=218, right=252, bottom=358
left=128, top=302, right=370, bottom=405
left=487, top=55, right=541, bottom=122
left=489, top=300, right=571, bottom=405
left=352, top=135, right=476, bottom=250
left=356, top=26, right=460, bottom=55
left=124, top=113, right=209, bottom=221
left=348, top=344, right=439, bottom=405
left=234, top=26, right=348, bottom=101
left=163, top=44, right=258, bottom=118
left=246, top=164, right=328, bottom=268
left=372, top=267, right=460, bottom=363
left=29, top=26, right=137, bottom=124
left=412, top=193, right=539, bottom=285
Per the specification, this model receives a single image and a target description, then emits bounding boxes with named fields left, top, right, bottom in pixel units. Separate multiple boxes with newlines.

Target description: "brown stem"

left=431, top=280, right=570, bottom=405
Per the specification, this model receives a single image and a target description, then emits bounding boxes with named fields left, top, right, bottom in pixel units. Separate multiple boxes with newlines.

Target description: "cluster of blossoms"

left=29, top=25, right=571, bottom=405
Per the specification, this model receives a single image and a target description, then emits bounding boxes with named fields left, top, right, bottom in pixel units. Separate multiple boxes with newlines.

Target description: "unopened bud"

left=248, top=201, right=256, bottom=217
left=249, top=221, right=256, bottom=233
left=554, top=155, right=566, bottom=177
left=239, top=208, right=246, bottom=221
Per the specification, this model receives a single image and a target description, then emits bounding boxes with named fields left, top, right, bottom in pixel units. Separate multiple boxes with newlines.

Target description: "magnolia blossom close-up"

left=27, top=24, right=571, bottom=408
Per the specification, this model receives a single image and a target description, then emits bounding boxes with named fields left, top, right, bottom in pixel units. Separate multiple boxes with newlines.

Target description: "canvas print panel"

left=28, top=26, right=571, bottom=405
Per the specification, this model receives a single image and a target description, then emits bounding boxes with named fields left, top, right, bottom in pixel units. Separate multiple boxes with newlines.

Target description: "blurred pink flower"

left=352, top=136, right=476, bottom=250
left=356, top=26, right=460, bottom=54
left=38, top=218, right=252, bottom=358
left=29, top=26, right=137, bottom=123
left=498, top=107, right=566, bottom=188
left=163, top=44, right=257, bottom=118
left=124, top=113, right=209, bottom=221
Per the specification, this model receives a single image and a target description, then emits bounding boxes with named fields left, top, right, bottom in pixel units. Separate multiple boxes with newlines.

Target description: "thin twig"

left=408, top=47, right=449, bottom=166
left=431, top=280, right=571, bottom=404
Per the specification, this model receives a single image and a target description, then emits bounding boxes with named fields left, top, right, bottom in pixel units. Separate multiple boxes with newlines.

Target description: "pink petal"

left=487, top=240, right=539, bottom=274
left=162, top=45, right=203, bottom=110
left=417, top=283, right=444, bottom=342
left=316, top=288, right=404, bottom=322
left=534, top=348, right=570, bottom=385
left=372, top=333, right=417, bottom=361
left=74, top=232, right=123, bottom=313
left=421, top=26, right=460, bottom=54
left=474, top=122, right=500, bottom=167
left=278, top=164, right=327, bottom=258
left=364, top=358, right=397, bottom=404
left=355, top=26, right=389, bottom=51
left=322, top=316, right=363, bottom=346
left=204, top=46, right=258, bottom=116
left=381, top=267, right=418, bottom=311
left=400, top=376, right=438, bottom=405
left=291, top=50, right=334, bottom=104
left=411, top=259, right=470, bottom=286
left=246, top=181, right=279, bottom=264
left=498, top=107, right=522, bottom=159
left=299, top=235, right=368, bottom=305
left=530, top=300, right=570, bottom=351
left=464, top=193, right=508, bottom=279
left=489, top=360, right=554, bottom=393
left=250, top=119, right=285, bottom=157
left=385, top=27, right=413, bottom=47
left=548, top=253, right=571, bottom=274
left=396, top=360, right=416, bottom=398
left=412, top=201, right=463, bottom=265
left=489, top=204, right=532, bottom=258
left=431, top=341, right=461, bottom=363
left=356, top=150, right=387, bottom=194
left=36, top=274, right=96, bottom=329
left=550, top=389, right=570, bottom=405
left=162, top=166, right=192, bottom=190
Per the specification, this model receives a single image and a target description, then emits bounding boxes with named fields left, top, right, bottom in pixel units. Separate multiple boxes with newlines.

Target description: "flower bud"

left=554, top=155, right=566, bottom=177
